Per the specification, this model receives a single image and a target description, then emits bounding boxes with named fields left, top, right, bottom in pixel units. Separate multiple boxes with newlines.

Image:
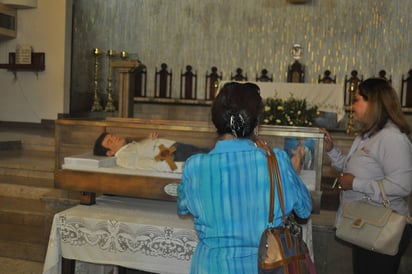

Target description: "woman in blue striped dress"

left=177, top=82, right=312, bottom=274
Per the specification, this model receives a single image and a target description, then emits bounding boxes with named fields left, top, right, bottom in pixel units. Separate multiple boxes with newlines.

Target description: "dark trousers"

left=173, top=142, right=209, bottom=161
left=352, top=224, right=412, bottom=274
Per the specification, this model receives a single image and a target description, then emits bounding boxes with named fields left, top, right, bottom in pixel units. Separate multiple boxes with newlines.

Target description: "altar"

left=42, top=195, right=314, bottom=274
left=113, top=61, right=344, bottom=121
left=254, top=82, right=345, bottom=121
left=42, top=196, right=198, bottom=274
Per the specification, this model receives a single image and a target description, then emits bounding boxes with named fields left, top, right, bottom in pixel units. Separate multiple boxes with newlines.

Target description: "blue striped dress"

left=177, top=138, right=312, bottom=274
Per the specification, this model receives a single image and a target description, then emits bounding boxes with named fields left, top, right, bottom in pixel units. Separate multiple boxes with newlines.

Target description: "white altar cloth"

left=42, top=196, right=197, bottom=274
left=43, top=196, right=313, bottom=274
left=221, top=81, right=345, bottom=121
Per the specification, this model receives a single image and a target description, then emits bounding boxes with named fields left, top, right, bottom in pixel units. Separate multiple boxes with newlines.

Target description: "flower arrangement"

left=262, top=95, right=320, bottom=127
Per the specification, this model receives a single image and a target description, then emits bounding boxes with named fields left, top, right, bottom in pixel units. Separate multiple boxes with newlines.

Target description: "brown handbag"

left=257, top=142, right=316, bottom=274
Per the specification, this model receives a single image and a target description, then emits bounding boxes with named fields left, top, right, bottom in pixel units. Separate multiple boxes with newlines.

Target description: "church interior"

left=0, top=0, right=412, bottom=273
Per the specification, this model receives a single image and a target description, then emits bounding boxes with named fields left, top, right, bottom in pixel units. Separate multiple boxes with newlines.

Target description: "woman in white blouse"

left=321, top=78, right=412, bottom=274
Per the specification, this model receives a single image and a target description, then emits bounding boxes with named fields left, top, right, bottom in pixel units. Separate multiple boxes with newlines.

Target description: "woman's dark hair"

left=93, top=132, right=109, bottom=156
left=211, top=82, right=263, bottom=138
left=358, top=78, right=410, bottom=136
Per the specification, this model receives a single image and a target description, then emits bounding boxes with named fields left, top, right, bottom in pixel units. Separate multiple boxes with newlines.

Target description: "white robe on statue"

left=115, top=138, right=180, bottom=172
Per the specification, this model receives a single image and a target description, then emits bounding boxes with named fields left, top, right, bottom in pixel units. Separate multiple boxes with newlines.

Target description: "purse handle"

left=256, top=140, right=287, bottom=225
left=377, top=180, right=412, bottom=224
left=377, top=180, right=391, bottom=208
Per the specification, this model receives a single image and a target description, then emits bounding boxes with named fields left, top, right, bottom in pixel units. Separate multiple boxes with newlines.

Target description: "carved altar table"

left=42, top=196, right=198, bottom=274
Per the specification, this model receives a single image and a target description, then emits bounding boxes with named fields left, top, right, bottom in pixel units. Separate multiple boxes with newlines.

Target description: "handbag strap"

left=377, top=180, right=391, bottom=208
left=378, top=180, right=412, bottom=224
left=270, top=151, right=287, bottom=225
left=256, top=140, right=287, bottom=225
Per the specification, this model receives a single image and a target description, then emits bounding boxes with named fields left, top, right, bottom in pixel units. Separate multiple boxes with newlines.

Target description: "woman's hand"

left=319, top=128, right=334, bottom=152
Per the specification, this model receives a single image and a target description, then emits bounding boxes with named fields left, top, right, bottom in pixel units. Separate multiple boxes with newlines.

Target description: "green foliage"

left=262, top=95, right=319, bottom=127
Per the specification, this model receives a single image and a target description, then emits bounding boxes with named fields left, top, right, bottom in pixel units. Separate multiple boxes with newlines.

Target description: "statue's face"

left=102, top=134, right=126, bottom=156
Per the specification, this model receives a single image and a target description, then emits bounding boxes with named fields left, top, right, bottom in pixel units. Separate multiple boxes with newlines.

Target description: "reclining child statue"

left=94, top=132, right=209, bottom=172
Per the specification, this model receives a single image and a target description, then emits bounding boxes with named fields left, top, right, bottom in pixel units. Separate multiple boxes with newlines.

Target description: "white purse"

left=336, top=181, right=408, bottom=256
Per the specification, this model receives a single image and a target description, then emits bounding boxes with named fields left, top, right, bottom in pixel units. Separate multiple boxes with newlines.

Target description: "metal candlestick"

left=213, top=80, right=219, bottom=97
left=346, top=106, right=354, bottom=134
left=120, top=50, right=128, bottom=59
left=346, top=82, right=355, bottom=134
left=104, top=49, right=116, bottom=112
left=91, top=48, right=103, bottom=112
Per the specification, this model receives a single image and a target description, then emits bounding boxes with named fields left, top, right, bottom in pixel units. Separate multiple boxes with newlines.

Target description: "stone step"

left=0, top=196, right=49, bottom=262
left=0, top=240, right=46, bottom=263
left=0, top=194, right=79, bottom=263
left=0, top=196, right=47, bottom=223
left=0, top=123, right=61, bottom=264
left=0, top=138, right=53, bottom=152
left=0, top=176, right=81, bottom=208
left=0, top=122, right=54, bottom=153
left=0, top=256, right=44, bottom=274
left=0, top=140, right=22, bottom=151
left=22, top=140, right=55, bottom=152
left=0, top=149, right=54, bottom=179
left=0, top=174, right=54, bottom=188
left=0, top=179, right=55, bottom=200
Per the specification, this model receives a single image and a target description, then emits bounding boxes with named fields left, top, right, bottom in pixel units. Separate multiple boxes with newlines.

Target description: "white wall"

left=0, top=0, right=72, bottom=123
